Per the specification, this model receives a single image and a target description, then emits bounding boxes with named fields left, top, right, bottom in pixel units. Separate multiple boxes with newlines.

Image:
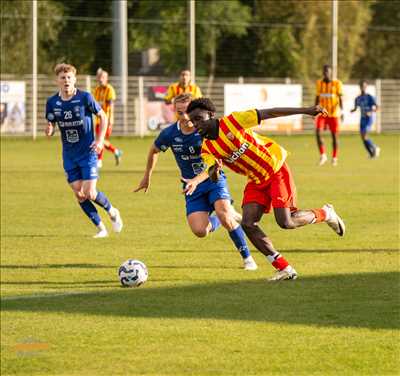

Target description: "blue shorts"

left=63, top=152, right=98, bottom=183
left=360, top=117, right=373, bottom=133
left=184, top=176, right=231, bottom=216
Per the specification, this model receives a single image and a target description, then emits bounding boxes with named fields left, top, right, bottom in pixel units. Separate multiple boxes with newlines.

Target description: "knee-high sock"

left=79, top=200, right=101, bottom=226
left=94, top=191, right=112, bottom=212
left=209, top=215, right=221, bottom=232
left=229, top=225, right=251, bottom=259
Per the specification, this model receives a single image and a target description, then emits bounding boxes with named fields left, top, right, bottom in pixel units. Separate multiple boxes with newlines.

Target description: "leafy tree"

left=1, top=0, right=65, bottom=75
left=352, top=0, right=400, bottom=78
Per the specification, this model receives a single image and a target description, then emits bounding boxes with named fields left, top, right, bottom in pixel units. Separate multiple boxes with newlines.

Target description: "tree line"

left=1, top=0, right=399, bottom=80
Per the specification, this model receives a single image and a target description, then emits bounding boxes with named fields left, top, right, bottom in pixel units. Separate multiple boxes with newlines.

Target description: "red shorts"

left=95, top=122, right=112, bottom=139
left=242, top=163, right=297, bottom=213
left=316, top=116, right=340, bottom=133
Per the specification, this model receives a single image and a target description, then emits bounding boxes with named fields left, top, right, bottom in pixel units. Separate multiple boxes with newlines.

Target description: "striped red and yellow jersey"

left=316, top=79, right=343, bottom=117
left=201, top=110, right=288, bottom=184
left=92, top=83, right=116, bottom=120
left=164, top=82, right=202, bottom=103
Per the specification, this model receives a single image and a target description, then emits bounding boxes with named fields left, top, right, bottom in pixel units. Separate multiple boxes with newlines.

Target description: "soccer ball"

left=118, top=260, right=148, bottom=287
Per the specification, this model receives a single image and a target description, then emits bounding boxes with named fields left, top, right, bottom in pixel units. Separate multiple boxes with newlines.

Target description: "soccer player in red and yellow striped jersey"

left=164, top=69, right=202, bottom=104
left=315, top=64, right=343, bottom=166
left=183, top=98, right=346, bottom=281
left=93, top=68, right=122, bottom=168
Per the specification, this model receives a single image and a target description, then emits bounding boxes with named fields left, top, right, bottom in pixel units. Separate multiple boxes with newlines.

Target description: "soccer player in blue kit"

left=351, top=80, right=380, bottom=158
left=134, top=94, right=257, bottom=270
left=45, top=63, right=123, bottom=238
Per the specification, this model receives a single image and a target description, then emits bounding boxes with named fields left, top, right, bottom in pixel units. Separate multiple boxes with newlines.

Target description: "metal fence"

left=1, top=74, right=399, bottom=137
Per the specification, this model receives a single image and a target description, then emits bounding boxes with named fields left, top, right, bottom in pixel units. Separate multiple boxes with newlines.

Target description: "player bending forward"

left=45, top=63, right=123, bottom=238
left=134, top=93, right=257, bottom=270
left=184, top=98, right=345, bottom=281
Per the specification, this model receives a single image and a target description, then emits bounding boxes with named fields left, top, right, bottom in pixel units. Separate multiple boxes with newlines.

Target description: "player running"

left=315, top=64, right=343, bottom=166
left=93, top=68, right=123, bottom=168
left=350, top=80, right=380, bottom=158
left=134, top=94, right=257, bottom=271
left=45, top=63, right=123, bottom=238
left=183, top=98, right=345, bottom=281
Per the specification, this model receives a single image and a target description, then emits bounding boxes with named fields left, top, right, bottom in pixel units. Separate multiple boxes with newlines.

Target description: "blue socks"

left=363, top=139, right=375, bottom=157
left=229, top=225, right=251, bottom=259
left=209, top=215, right=221, bottom=232
left=79, top=200, right=101, bottom=226
left=94, top=191, right=112, bottom=212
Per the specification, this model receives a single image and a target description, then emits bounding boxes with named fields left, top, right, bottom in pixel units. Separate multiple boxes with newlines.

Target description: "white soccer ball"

left=118, top=260, right=148, bottom=287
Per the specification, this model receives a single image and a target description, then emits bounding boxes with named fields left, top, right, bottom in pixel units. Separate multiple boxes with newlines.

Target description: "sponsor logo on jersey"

left=56, top=101, right=61, bottom=106
left=71, top=100, right=80, bottom=103
left=47, top=113, right=55, bottom=121
left=225, top=142, right=250, bottom=163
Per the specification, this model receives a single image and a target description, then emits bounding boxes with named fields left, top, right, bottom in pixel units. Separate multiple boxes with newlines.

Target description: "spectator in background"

left=315, top=64, right=343, bottom=166
left=351, top=80, right=380, bottom=158
left=93, top=68, right=122, bottom=168
left=164, top=69, right=202, bottom=104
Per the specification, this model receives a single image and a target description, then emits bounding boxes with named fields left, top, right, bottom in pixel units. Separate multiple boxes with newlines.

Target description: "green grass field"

left=1, top=134, right=399, bottom=376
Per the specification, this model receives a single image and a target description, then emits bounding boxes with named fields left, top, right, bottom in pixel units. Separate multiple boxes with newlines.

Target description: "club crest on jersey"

left=225, top=142, right=250, bottom=163
left=56, top=101, right=61, bottom=106
left=174, top=137, right=183, bottom=143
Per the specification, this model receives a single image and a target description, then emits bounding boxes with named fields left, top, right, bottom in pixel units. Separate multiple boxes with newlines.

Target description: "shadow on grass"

left=158, top=248, right=399, bottom=254
left=0, top=263, right=112, bottom=269
left=2, top=271, right=399, bottom=330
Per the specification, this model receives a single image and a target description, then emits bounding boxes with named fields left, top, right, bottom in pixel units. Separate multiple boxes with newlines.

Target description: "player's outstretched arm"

left=133, top=144, right=160, bottom=193
left=258, top=105, right=328, bottom=120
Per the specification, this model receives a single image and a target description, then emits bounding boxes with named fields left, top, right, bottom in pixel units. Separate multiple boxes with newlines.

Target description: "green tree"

left=253, top=0, right=371, bottom=82
left=1, top=0, right=65, bottom=75
left=352, top=0, right=400, bottom=78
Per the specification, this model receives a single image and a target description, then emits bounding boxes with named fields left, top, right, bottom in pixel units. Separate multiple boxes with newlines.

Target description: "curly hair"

left=186, top=97, right=216, bottom=114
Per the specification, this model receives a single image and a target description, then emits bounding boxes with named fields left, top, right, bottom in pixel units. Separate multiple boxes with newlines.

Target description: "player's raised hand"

left=208, top=159, right=223, bottom=182
left=307, top=105, right=328, bottom=117
left=45, top=122, right=55, bottom=137
left=134, top=177, right=150, bottom=193
left=181, top=177, right=198, bottom=196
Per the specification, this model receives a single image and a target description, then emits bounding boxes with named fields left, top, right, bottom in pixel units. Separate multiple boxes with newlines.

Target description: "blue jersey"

left=355, top=94, right=376, bottom=119
left=154, top=122, right=230, bottom=215
left=45, top=89, right=101, bottom=161
left=154, top=122, right=207, bottom=180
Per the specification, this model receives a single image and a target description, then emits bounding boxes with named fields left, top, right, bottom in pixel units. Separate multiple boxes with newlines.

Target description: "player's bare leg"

left=274, top=206, right=345, bottom=236
left=316, top=128, right=327, bottom=165
left=241, top=203, right=296, bottom=280
left=187, top=211, right=213, bottom=238
left=331, top=130, right=339, bottom=166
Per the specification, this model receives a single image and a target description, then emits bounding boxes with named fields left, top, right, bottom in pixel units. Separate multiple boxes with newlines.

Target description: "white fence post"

left=375, top=79, right=382, bottom=134
left=138, top=76, right=145, bottom=138
left=32, top=0, right=38, bottom=140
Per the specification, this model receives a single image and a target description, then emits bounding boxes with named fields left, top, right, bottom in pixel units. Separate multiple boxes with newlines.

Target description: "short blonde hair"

left=96, top=67, right=108, bottom=76
left=54, top=63, right=77, bottom=76
left=173, top=93, right=192, bottom=104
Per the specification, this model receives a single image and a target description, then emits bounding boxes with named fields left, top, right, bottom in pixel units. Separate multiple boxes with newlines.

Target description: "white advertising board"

left=0, top=81, right=26, bottom=133
left=224, top=84, right=303, bottom=132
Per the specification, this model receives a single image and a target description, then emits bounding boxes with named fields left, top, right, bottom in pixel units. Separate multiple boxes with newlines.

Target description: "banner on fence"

left=224, top=84, right=303, bottom=132
left=145, top=86, right=175, bottom=132
left=0, top=81, right=26, bottom=133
